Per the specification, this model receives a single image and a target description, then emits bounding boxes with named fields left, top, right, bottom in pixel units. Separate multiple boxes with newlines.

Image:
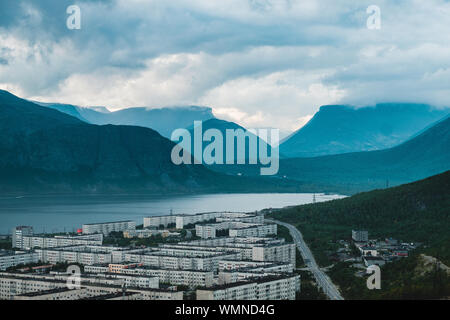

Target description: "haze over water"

left=0, top=193, right=345, bottom=234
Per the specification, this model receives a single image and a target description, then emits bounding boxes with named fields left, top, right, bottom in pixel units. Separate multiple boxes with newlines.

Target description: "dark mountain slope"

left=0, top=90, right=215, bottom=193
left=186, top=118, right=277, bottom=164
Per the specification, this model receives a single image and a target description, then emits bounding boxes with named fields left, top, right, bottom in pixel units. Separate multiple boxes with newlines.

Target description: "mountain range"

left=2, top=89, right=449, bottom=194
left=35, top=101, right=215, bottom=138
left=210, top=113, right=450, bottom=193
left=0, top=90, right=303, bottom=194
left=38, top=101, right=279, bottom=167
left=280, top=103, right=448, bottom=158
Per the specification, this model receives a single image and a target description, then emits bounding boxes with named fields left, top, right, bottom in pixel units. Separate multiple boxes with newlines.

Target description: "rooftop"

left=82, top=220, right=134, bottom=226
left=16, top=287, right=76, bottom=297
left=197, top=274, right=298, bottom=291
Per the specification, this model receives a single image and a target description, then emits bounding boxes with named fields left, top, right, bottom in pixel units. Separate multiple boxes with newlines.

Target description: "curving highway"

left=268, top=219, right=344, bottom=300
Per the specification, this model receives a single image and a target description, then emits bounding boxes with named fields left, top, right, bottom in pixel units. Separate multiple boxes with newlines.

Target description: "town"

left=0, top=212, right=300, bottom=300
left=332, top=230, right=420, bottom=272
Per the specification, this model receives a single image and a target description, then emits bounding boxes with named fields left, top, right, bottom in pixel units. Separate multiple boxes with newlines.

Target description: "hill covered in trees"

left=268, top=171, right=450, bottom=299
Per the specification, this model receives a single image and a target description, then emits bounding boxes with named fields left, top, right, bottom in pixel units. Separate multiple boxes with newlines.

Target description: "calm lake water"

left=0, top=193, right=345, bottom=234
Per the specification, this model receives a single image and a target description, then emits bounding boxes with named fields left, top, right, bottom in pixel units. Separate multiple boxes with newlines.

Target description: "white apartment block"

left=218, top=260, right=293, bottom=272
left=85, top=265, right=214, bottom=288
left=11, top=226, right=33, bottom=249
left=195, top=222, right=276, bottom=239
left=218, top=262, right=294, bottom=284
left=352, top=230, right=369, bottom=242
left=176, top=212, right=219, bottom=229
left=82, top=221, right=136, bottom=235
left=130, top=268, right=214, bottom=288
left=229, top=223, right=277, bottom=238
left=7, top=271, right=158, bottom=290
left=179, top=237, right=282, bottom=247
left=219, top=270, right=282, bottom=284
left=195, top=224, right=218, bottom=239
left=35, top=245, right=128, bottom=265
left=162, top=239, right=295, bottom=266
left=144, top=212, right=261, bottom=230
left=13, top=287, right=90, bottom=300
left=124, top=250, right=241, bottom=271
left=216, top=214, right=264, bottom=224
left=0, top=251, right=40, bottom=271
left=21, top=234, right=103, bottom=250
left=84, top=265, right=110, bottom=273
left=0, top=274, right=72, bottom=300
left=0, top=272, right=183, bottom=300
left=197, top=274, right=300, bottom=300
left=252, top=243, right=296, bottom=266
left=83, top=273, right=159, bottom=289
left=143, top=216, right=176, bottom=228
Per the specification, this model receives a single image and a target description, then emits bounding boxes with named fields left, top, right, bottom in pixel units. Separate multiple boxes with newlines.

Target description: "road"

left=267, top=219, right=344, bottom=300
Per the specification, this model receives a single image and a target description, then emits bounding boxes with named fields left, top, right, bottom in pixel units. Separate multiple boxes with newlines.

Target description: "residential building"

left=197, top=274, right=300, bottom=300
left=352, top=230, right=369, bottom=242
left=0, top=272, right=183, bottom=300
left=21, top=233, right=103, bottom=250
left=0, top=250, right=39, bottom=271
left=14, top=288, right=89, bottom=300
left=143, top=216, right=176, bottom=228
left=12, top=226, right=33, bottom=249
left=82, top=221, right=136, bottom=235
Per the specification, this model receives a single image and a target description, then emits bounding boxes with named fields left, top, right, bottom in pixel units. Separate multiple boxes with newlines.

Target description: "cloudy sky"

left=1, top=0, right=450, bottom=132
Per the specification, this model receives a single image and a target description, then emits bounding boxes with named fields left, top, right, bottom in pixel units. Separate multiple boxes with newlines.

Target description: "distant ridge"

left=278, top=114, right=450, bottom=192
left=209, top=114, right=450, bottom=193
left=36, top=100, right=215, bottom=138
left=280, top=103, right=449, bottom=158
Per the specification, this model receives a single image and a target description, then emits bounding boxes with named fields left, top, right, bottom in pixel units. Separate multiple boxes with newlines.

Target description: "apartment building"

left=12, top=226, right=33, bottom=249
left=0, top=272, right=183, bottom=300
left=229, top=223, right=277, bottom=238
left=124, top=250, right=241, bottom=271
left=86, top=273, right=159, bottom=289
left=195, top=224, right=219, bottom=239
left=35, top=245, right=128, bottom=265
left=162, top=240, right=296, bottom=266
left=196, top=274, right=300, bottom=300
left=82, top=221, right=136, bottom=235
left=216, top=213, right=264, bottom=224
left=85, top=264, right=214, bottom=287
left=179, top=237, right=282, bottom=247
left=218, top=263, right=294, bottom=284
left=14, top=288, right=89, bottom=300
left=144, top=212, right=260, bottom=230
left=21, top=234, right=103, bottom=250
left=143, top=216, right=176, bottom=228
left=195, top=222, right=276, bottom=239
left=352, top=230, right=369, bottom=242
left=176, top=212, right=219, bottom=229
left=0, top=251, right=40, bottom=271
left=218, top=260, right=293, bottom=272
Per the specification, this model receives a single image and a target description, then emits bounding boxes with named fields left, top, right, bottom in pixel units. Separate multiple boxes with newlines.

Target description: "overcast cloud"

left=1, top=0, right=450, bottom=131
